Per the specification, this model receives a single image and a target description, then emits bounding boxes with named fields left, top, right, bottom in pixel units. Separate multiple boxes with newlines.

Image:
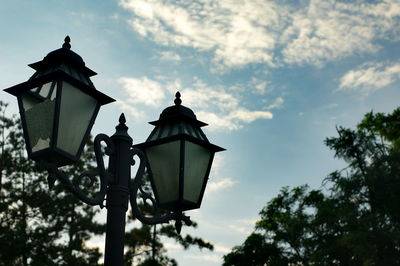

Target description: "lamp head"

left=4, top=36, right=115, bottom=166
left=135, top=92, right=224, bottom=211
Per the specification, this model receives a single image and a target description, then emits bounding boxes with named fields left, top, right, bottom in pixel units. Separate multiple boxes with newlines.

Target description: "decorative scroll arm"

left=128, top=147, right=192, bottom=233
left=37, top=133, right=114, bottom=208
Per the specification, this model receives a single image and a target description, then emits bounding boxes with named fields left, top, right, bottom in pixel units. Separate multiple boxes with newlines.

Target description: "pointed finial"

left=115, top=113, right=128, bottom=131
left=63, top=36, right=71, bottom=49
left=119, top=113, right=126, bottom=124
left=174, top=91, right=182, bottom=105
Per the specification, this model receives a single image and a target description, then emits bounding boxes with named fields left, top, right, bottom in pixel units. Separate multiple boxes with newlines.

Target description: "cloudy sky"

left=1, top=0, right=400, bottom=265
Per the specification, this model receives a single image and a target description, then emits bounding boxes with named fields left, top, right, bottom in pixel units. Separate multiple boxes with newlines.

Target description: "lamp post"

left=4, top=36, right=224, bottom=266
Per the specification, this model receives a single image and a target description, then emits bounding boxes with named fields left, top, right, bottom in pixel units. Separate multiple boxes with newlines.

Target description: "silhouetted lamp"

left=135, top=92, right=225, bottom=212
left=4, top=36, right=224, bottom=216
left=4, top=36, right=226, bottom=265
left=4, top=36, right=114, bottom=166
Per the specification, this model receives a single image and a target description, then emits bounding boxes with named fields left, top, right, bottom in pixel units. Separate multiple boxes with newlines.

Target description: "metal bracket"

left=36, top=133, right=114, bottom=208
left=35, top=132, right=191, bottom=233
left=128, top=147, right=192, bottom=233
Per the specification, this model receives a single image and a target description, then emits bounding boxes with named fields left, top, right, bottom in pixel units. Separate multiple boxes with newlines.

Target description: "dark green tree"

left=0, top=101, right=104, bottom=265
left=124, top=174, right=213, bottom=265
left=223, top=107, right=400, bottom=265
left=124, top=222, right=214, bottom=266
left=222, top=232, right=285, bottom=266
left=48, top=140, right=105, bottom=266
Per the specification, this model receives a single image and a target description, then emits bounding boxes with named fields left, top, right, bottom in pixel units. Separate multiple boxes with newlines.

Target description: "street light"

left=4, top=36, right=224, bottom=266
left=4, top=36, right=114, bottom=167
left=135, top=91, right=224, bottom=212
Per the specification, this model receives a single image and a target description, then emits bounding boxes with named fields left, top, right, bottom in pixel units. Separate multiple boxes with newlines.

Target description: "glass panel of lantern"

left=183, top=141, right=213, bottom=204
left=20, top=81, right=57, bottom=153
left=18, top=79, right=99, bottom=166
left=143, top=137, right=216, bottom=212
left=145, top=140, right=181, bottom=205
left=57, top=81, right=98, bottom=156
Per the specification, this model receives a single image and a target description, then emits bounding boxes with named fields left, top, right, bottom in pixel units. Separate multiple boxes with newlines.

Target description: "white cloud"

left=119, top=0, right=400, bottom=69
left=119, top=0, right=282, bottom=68
left=251, top=77, right=269, bottom=95
left=117, top=100, right=145, bottom=118
left=179, top=83, right=274, bottom=131
left=184, top=254, right=222, bottom=263
left=338, top=62, right=400, bottom=94
left=158, top=51, right=182, bottom=62
left=348, top=0, right=400, bottom=18
left=281, top=1, right=377, bottom=66
left=118, top=76, right=165, bottom=107
left=209, top=154, right=223, bottom=176
left=207, top=178, right=236, bottom=194
left=182, top=244, right=232, bottom=264
left=266, top=97, right=284, bottom=110
left=163, top=242, right=182, bottom=251
left=197, top=108, right=273, bottom=132
left=117, top=76, right=275, bottom=132
left=229, top=108, right=273, bottom=123
left=197, top=111, right=240, bottom=131
left=182, top=88, right=239, bottom=110
left=214, top=244, right=232, bottom=254
left=206, top=155, right=236, bottom=194
left=227, top=218, right=257, bottom=235
left=280, top=0, right=400, bottom=66
left=158, top=239, right=225, bottom=264
left=227, top=224, right=252, bottom=235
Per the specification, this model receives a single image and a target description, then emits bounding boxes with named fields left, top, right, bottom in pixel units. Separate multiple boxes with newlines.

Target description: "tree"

left=223, top=233, right=285, bottom=266
left=48, top=140, right=105, bottom=266
left=0, top=101, right=104, bottom=265
left=124, top=174, right=214, bottom=265
left=223, top=107, right=400, bottom=265
left=124, top=222, right=214, bottom=266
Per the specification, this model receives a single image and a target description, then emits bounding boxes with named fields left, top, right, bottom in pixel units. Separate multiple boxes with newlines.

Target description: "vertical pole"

left=104, top=114, right=132, bottom=266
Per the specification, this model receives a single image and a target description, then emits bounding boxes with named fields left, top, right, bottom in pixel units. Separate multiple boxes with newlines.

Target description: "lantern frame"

left=135, top=92, right=225, bottom=212
left=4, top=37, right=114, bottom=166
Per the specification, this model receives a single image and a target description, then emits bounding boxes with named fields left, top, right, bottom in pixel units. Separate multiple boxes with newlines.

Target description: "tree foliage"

left=124, top=222, right=214, bottom=266
left=0, top=101, right=104, bottom=265
left=124, top=174, right=214, bottom=265
left=0, top=99, right=215, bottom=265
left=223, top=107, right=400, bottom=265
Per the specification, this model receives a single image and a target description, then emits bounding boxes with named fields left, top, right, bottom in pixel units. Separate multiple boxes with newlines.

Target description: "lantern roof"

left=29, top=36, right=97, bottom=78
left=141, top=92, right=225, bottom=153
left=150, top=92, right=207, bottom=128
left=4, top=36, right=115, bottom=105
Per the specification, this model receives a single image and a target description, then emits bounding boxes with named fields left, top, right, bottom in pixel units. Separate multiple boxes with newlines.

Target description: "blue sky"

left=1, top=0, right=400, bottom=265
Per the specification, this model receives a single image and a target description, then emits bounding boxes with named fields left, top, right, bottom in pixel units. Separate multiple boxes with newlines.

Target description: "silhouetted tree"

left=0, top=101, right=104, bottom=265
left=223, top=107, right=400, bottom=265
left=124, top=222, right=214, bottom=266
left=124, top=174, right=213, bottom=265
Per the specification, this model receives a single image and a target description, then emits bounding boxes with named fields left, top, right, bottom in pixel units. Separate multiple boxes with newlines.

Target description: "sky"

left=1, top=0, right=400, bottom=265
